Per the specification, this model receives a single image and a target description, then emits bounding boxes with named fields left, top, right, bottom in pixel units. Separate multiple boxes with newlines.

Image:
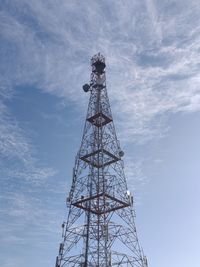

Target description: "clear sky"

left=0, top=1, right=200, bottom=267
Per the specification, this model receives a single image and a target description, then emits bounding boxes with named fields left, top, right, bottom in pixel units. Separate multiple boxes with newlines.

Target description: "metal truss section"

left=72, top=192, right=130, bottom=214
left=110, top=251, right=145, bottom=267
left=55, top=53, right=148, bottom=267
left=87, top=112, right=112, bottom=127
left=80, top=148, right=120, bottom=168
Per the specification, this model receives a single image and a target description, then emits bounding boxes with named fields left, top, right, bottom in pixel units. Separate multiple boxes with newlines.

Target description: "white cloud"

left=1, top=0, right=200, bottom=197
left=1, top=2, right=200, bottom=266
left=0, top=90, right=56, bottom=183
left=145, top=0, right=163, bottom=43
left=0, top=0, right=200, bottom=196
left=125, top=157, right=148, bottom=193
left=1, top=1, right=199, bottom=138
left=31, top=1, right=200, bottom=142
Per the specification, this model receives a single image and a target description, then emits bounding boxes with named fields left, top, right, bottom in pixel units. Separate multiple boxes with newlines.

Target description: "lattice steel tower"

left=55, top=53, right=148, bottom=267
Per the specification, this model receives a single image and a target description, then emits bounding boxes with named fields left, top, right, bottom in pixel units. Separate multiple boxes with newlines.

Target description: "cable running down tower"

left=55, top=53, right=148, bottom=267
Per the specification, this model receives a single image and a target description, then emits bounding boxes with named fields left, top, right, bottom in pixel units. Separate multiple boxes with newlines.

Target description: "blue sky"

left=0, top=1, right=200, bottom=267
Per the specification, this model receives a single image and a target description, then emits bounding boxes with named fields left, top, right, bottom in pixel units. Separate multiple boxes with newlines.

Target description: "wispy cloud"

left=1, top=0, right=200, bottom=144
left=146, top=0, right=163, bottom=44
left=0, top=89, right=56, bottom=181
left=1, top=2, right=200, bottom=265
left=1, top=0, right=200, bottom=206
left=0, top=85, right=57, bottom=254
left=124, top=156, right=149, bottom=204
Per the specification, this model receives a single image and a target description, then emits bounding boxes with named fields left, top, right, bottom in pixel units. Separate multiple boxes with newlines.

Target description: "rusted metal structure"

left=55, top=53, right=148, bottom=267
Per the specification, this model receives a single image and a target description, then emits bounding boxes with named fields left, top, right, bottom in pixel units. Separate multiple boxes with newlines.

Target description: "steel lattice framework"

left=55, top=53, right=148, bottom=267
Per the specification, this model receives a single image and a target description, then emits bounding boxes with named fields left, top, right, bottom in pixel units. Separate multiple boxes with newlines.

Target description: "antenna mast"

left=55, top=53, right=148, bottom=267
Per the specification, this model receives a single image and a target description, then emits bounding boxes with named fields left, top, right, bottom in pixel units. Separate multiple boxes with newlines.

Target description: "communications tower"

left=55, top=53, right=148, bottom=267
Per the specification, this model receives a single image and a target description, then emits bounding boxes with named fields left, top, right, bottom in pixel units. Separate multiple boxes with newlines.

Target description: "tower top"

left=83, top=53, right=106, bottom=93
left=91, top=53, right=106, bottom=74
left=91, top=52, right=105, bottom=63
